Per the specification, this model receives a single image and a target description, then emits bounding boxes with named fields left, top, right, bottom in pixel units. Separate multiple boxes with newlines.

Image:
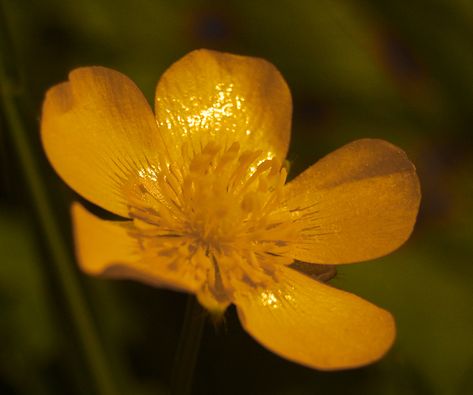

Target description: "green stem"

left=171, top=296, right=206, bottom=395
left=0, top=3, right=118, bottom=395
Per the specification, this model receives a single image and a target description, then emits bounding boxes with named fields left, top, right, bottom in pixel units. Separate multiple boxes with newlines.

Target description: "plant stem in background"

left=0, top=2, right=118, bottom=395
left=171, top=296, right=206, bottom=395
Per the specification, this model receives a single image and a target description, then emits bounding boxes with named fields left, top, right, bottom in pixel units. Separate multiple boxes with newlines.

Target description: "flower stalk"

left=171, top=295, right=206, bottom=395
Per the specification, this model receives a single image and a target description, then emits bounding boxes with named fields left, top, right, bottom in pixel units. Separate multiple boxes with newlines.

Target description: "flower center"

left=183, top=142, right=287, bottom=249
left=126, top=141, right=298, bottom=304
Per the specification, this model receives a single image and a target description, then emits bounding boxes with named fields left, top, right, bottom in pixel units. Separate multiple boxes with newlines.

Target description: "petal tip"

left=43, top=81, right=74, bottom=115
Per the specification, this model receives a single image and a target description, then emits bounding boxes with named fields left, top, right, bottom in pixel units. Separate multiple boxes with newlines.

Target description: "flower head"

left=41, top=49, right=420, bottom=370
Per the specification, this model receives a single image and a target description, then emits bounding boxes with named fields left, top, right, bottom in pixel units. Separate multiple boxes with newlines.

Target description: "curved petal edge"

left=235, top=266, right=396, bottom=370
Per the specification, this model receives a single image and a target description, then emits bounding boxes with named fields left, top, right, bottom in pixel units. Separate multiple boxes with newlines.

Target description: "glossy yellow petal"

left=235, top=266, right=395, bottom=370
left=155, top=49, right=291, bottom=162
left=71, top=202, right=200, bottom=293
left=284, top=139, right=421, bottom=264
left=42, top=67, right=166, bottom=218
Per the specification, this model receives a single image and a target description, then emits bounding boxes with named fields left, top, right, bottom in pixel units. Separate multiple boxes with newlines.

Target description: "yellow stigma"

left=126, top=141, right=298, bottom=303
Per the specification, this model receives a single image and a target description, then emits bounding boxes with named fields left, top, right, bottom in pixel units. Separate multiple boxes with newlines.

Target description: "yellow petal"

left=196, top=284, right=231, bottom=314
left=235, top=266, right=395, bottom=370
left=71, top=202, right=200, bottom=293
left=155, top=49, right=291, bottom=162
left=42, top=67, right=166, bottom=218
left=284, top=139, right=421, bottom=264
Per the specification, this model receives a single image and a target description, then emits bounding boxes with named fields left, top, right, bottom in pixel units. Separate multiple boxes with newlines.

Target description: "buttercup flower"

left=41, top=49, right=420, bottom=370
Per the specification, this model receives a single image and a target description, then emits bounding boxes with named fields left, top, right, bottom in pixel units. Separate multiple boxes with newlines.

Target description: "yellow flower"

left=41, top=49, right=420, bottom=370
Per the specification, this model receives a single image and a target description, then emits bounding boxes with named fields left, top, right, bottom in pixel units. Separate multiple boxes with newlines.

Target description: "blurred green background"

left=1, top=0, right=473, bottom=394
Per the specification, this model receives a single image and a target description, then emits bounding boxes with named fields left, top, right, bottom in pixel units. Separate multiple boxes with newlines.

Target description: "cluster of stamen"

left=126, top=141, right=299, bottom=303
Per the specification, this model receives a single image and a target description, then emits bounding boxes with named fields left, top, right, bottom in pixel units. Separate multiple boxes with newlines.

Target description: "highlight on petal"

left=235, top=266, right=395, bottom=370
left=71, top=202, right=200, bottom=293
left=155, top=49, right=292, bottom=163
left=42, top=67, right=167, bottom=218
left=284, top=139, right=421, bottom=264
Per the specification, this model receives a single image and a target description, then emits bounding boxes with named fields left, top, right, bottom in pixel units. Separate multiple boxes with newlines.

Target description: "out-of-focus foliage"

left=0, top=209, right=55, bottom=395
left=1, top=0, right=472, bottom=394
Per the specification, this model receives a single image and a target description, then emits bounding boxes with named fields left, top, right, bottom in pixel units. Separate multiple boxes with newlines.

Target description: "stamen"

left=126, top=140, right=300, bottom=302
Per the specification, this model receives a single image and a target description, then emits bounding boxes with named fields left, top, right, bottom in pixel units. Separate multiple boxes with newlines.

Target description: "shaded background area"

left=1, top=0, right=472, bottom=394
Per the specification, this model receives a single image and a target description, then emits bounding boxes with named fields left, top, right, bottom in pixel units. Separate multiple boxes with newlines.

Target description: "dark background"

left=1, top=0, right=472, bottom=394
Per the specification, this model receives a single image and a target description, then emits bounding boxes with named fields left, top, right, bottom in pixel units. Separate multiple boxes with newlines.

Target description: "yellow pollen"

left=127, top=141, right=298, bottom=300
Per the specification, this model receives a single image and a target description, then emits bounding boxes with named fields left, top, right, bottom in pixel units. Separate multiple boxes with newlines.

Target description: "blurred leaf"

left=0, top=207, right=56, bottom=393
left=336, top=236, right=473, bottom=394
